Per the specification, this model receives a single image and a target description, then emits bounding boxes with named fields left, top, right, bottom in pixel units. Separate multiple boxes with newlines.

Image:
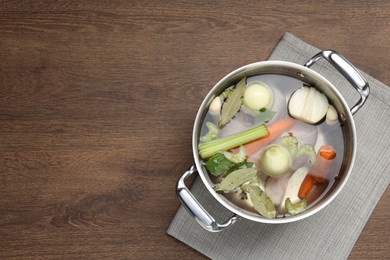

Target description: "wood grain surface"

left=0, top=0, right=389, bottom=259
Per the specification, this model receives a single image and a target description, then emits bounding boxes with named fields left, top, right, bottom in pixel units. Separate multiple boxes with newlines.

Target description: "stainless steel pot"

left=176, top=50, right=370, bottom=232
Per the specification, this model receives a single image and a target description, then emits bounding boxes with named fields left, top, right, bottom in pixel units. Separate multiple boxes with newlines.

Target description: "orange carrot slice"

left=311, top=145, right=336, bottom=180
left=298, top=174, right=315, bottom=199
left=319, top=145, right=336, bottom=160
left=234, top=117, right=295, bottom=156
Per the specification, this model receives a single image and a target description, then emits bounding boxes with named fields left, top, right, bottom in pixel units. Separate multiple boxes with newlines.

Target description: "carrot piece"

left=298, top=145, right=336, bottom=202
left=235, top=117, right=295, bottom=156
left=305, top=184, right=328, bottom=204
left=319, top=145, right=336, bottom=160
left=298, top=174, right=315, bottom=199
left=311, top=145, right=336, bottom=180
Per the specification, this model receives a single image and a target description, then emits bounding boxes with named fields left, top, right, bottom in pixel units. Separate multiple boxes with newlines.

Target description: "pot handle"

left=304, top=50, right=370, bottom=115
left=176, top=165, right=239, bottom=232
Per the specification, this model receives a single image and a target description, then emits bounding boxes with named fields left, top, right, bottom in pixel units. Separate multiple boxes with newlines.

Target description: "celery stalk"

left=198, top=124, right=268, bottom=159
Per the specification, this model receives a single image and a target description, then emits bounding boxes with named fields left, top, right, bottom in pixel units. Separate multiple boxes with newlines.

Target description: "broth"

left=199, top=74, right=344, bottom=218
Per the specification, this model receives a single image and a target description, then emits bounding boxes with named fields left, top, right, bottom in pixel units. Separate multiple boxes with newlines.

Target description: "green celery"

left=285, top=198, right=308, bottom=216
left=199, top=124, right=268, bottom=159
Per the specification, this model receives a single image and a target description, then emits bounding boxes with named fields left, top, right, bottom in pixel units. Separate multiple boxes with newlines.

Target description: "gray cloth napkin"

left=167, top=33, right=390, bottom=260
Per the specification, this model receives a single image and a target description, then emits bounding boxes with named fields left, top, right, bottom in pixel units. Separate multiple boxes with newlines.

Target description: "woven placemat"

left=167, top=33, right=390, bottom=260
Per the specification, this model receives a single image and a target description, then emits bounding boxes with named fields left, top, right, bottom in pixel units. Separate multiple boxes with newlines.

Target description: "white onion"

left=288, top=86, right=329, bottom=124
left=209, top=96, right=222, bottom=114
left=326, top=105, right=338, bottom=125
left=243, top=82, right=274, bottom=111
left=260, top=145, right=291, bottom=177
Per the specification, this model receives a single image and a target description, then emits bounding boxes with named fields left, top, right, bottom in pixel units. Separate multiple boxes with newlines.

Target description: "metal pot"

left=176, top=50, right=369, bottom=232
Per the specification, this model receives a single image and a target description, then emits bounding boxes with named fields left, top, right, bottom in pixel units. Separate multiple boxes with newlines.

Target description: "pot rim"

left=192, top=60, right=357, bottom=224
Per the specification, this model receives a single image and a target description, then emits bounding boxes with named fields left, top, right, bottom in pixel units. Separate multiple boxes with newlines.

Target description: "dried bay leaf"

left=218, top=77, right=246, bottom=128
left=214, top=168, right=257, bottom=191
left=242, top=185, right=276, bottom=219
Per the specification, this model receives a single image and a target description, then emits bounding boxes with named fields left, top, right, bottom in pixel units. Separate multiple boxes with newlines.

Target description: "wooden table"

left=1, top=1, right=389, bottom=258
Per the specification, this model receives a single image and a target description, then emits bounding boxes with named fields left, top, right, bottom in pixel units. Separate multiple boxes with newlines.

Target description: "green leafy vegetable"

left=200, top=122, right=219, bottom=142
left=199, top=124, right=268, bottom=159
left=255, top=108, right=276, bottom=124
left=223, top=145, right=246, bottom=164
left=229, top=161, right=254, bottom=173
left=204, top=152, right=253, bottom=177
left=218, top=77, right=246, bottom=128
left=285, top=197, right=307, bottom=216
left=204, top=153, right=234, bottom=176
left=242, top=185, right=276, bottom=219
left=214, top=168, right=257, bottom=191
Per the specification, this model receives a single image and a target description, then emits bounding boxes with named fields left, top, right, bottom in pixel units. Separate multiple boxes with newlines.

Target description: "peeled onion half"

left=288, top=86, right=329, bottom=124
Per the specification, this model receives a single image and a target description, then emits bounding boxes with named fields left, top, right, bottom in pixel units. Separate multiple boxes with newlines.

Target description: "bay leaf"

left=214, top=168, right=256, bottom=191
left=218, top=77, right=246, bottom=128
left=242, top=185, right=276, bottom=219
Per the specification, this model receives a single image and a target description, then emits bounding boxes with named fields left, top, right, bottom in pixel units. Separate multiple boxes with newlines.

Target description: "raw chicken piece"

left=286, top=121, right=318, bottom=147
left=218, top=111, right=253, bottom=138
left=265, top=172, right=292, bottom=206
